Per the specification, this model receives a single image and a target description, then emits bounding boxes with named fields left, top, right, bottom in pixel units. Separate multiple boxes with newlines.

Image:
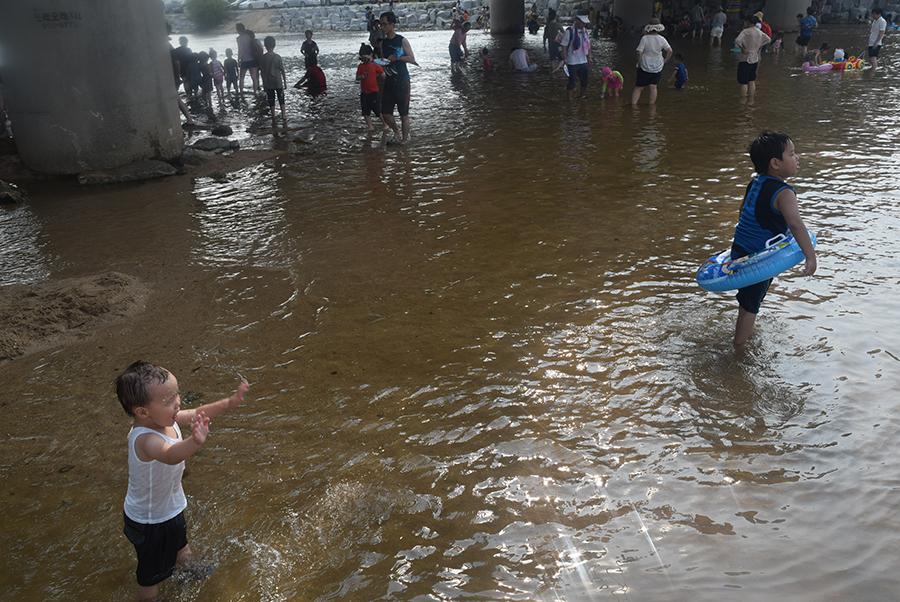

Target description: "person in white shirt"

left=561, top=15, right=592, bottom=99
left=735, top=15, right=771, bottom=97
left=631, top=19, right=672, bottom=106
left=710, top=7, right=727, bottom=47
left=867, top=8, right=887, bottom=69
left=509, top=47, right=538, bottom=72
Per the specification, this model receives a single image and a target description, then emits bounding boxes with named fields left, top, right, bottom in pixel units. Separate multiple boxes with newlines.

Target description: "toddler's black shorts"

left=124, top=511, right=188, bottom=587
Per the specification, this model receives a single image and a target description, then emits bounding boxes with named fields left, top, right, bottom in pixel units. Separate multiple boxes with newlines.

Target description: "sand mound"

left=0, top=272, right=148, bottom=361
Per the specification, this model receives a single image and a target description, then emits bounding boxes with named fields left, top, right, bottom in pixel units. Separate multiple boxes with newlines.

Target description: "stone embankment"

left=168, top=0, right=543, bottom=34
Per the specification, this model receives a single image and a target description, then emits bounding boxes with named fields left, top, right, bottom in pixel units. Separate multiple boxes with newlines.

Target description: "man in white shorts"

left=710, top=6, right=727, bottom=47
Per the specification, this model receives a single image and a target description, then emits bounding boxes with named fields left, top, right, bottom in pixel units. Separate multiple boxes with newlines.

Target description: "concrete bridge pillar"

left=490, top=0, right=524, bottom=34
left=764, top=0, right=812, bottom=32
left=612, top=0, right=653, bottom=29
left=0, top=0, right=182, bottom=175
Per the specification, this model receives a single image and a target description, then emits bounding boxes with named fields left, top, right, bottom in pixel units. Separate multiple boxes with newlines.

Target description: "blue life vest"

left=732, top=175, right=791, bottom=255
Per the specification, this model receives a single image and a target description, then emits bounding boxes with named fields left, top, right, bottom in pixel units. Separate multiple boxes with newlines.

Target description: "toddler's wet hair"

left=116, top=361, right=169, bottom=416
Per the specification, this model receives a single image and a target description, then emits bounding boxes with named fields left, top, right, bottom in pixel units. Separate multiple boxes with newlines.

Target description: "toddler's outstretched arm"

left=137, top=411, right=210, bottom=465
left=177, top=378, right=250, bottom=426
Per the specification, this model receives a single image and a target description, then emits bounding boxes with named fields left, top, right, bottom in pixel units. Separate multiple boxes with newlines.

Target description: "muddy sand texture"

left=0, top=272, right=148, bottom=361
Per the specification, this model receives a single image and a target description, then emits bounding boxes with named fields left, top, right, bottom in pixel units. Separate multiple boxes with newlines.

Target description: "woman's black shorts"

left=737, top=61, right=759, bottom=84
left=635, top=67, right=662, bottom=87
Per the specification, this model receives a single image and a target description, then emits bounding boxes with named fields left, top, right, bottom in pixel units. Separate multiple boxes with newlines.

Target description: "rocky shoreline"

left=166, top=0, right=579, bottom=34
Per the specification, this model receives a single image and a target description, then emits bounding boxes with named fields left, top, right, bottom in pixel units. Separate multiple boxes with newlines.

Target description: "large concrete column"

left=491, top=0, right=524, bottom=34
left=764, top=0, right=812, bottom=32
left=0, top=0, right=182, bottom=175
left=612, top=0, right=653, bottom=29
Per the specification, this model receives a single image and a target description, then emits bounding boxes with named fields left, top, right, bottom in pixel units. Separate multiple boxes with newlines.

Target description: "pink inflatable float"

left=802, top=62, right=833, bottom=73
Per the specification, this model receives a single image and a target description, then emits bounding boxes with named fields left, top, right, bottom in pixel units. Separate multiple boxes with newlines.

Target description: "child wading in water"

left=672, top=52, right=688, bottom=89
left=209, top=49, right=225, bottom=106
left=223, top=48, right=239, bottom=97
left=481, top=47, right=493, bottom=71
left=730, top=132, right=817, bottom=346
left=259, top=35, right=288, bottom=128
left=356, top=44, right=385, bottom=131
left=600, top=66, right=624, bottom=97
left=117, top=361, right=250, bottom=601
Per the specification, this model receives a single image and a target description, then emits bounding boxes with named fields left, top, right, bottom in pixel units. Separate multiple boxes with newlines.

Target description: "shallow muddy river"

left=1, top=25, right=899, bottom=601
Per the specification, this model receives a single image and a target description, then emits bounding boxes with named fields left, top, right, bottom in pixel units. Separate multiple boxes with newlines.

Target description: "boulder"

left=77, top=160, right=177, bottom=185
left=190, top=137, right=240, bottom=152
left=211, top=124, right=234, bottom=137
left=181, top=147, right=216, bottom=165
left=0, top=179, right=26, bottom=204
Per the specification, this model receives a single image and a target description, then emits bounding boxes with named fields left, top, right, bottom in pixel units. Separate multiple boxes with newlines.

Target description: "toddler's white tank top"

left=123, top=424, right=188, bottom=524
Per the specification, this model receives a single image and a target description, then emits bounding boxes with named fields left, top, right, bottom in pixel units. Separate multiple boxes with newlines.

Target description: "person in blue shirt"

left=672, top=53, right=688, bottom=89
left=795, top=8, right=817, bottom=54
left=730, top=132, right=817, bottom=346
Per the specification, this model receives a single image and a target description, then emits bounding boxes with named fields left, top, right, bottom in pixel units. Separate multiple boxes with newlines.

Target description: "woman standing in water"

left=631, top=19, right=672, bottom=106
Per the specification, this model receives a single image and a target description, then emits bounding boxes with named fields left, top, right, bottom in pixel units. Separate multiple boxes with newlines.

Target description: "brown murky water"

left=2, top=26, right=900, bottom=601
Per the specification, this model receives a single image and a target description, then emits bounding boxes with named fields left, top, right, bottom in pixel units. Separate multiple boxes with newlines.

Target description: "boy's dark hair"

left=749, top=15, right=760, bottom=25
left=807, top=7, right=815, bottom=15
left=116, top=361, right=170, bottom=416
left=749, top=131, right=791, bottom=174
left=481, top=47, right=489, bottom=55
left=380, top=11, right=398, bottom=24
left=872, top=8, right=882, bottom=16
left=359, top=43, right=373, bottom=56
left=264, top=35, right=276, bottom=50
left=819, top=42, right=829, bottom=50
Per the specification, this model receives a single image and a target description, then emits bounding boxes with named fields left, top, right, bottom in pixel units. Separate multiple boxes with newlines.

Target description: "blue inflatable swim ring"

left=696, top=230, right=817, bottom=292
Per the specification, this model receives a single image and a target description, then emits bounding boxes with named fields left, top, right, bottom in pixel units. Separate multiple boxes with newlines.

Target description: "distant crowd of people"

left=503, top=4, right=890, bottom=104
left=165, top=5, right=890, bottom=144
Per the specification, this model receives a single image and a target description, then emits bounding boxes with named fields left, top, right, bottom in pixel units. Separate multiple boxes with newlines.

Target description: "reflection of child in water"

left=600, top=66, right=624, bottom=97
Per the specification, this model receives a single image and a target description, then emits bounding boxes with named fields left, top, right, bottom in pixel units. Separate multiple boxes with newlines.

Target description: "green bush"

left=185, top=0, right=230, bottom=30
